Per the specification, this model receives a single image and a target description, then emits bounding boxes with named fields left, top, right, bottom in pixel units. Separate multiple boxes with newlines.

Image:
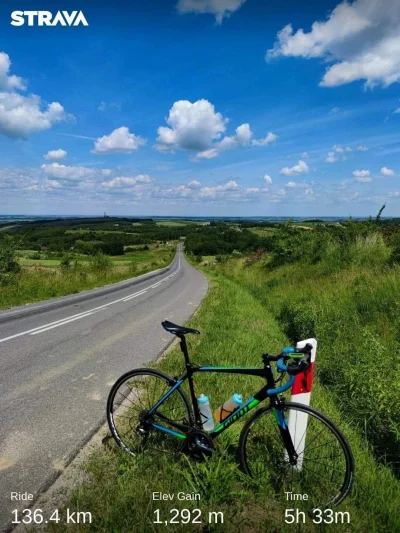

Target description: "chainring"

left=185, top=428, right=214, bottom=459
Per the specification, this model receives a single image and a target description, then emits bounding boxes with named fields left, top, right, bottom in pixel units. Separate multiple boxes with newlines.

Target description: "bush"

left=346, top=233, right=391, bottom=266
left=269, top=222, right=391, bottom=270
left=0, top=236, right=21, bottom=275
left=91, top=253, right=113, bottom=270
left=129, top=262, right=138, bottom=275
left=60, top=253, right=74, bottom=270
left=279, top=301, right=316, bottom=342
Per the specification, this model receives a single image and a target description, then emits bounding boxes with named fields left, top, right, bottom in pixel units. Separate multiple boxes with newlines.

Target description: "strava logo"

left=11, top=11, right=89, bottom=27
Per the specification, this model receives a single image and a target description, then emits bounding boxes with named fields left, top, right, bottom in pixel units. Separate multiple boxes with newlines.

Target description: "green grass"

left=19, top=258, right=61, bottom=266
left=247, top=227, right=277, bottom=236
left=17, top=247, right=173, bottom=267
left=218, top=256, right=400, bottom=473
left=0, top=247, right=174, bottom=310
left=42, top=266, right=400, bottom=533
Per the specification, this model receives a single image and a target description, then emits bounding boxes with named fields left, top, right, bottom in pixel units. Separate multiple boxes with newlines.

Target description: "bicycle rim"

left=107, top=369, right=192, bottom=457
left=240, top=402, right=354, bottom=510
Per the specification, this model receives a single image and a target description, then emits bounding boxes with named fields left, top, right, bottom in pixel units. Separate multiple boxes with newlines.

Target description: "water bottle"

left=214, top=393, right=243, bottom=423
left=197, top=394, right=215, bottom=431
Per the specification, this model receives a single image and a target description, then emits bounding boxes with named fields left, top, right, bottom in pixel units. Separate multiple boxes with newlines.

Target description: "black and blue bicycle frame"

left=148, top=335, right=295, bottom=441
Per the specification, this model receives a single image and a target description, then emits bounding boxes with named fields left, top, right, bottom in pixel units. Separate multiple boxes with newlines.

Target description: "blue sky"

left=0, top=0, right=400, bottom=216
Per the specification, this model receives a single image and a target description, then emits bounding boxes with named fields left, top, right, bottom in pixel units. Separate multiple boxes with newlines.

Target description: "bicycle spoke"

left=241, top=404, right=352, bottom=510
left=108, top=371, right=191, bottom=459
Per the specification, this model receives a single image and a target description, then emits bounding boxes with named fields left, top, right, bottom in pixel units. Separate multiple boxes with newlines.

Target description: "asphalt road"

left=0, top=247, right=208, bottom=529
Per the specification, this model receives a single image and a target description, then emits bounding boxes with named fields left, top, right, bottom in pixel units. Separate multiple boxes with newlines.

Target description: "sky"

left=0, top=0, right=400, bottom=217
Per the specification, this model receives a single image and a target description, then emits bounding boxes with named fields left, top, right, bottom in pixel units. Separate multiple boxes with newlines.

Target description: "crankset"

left=185, top=429, right=214, bottom=459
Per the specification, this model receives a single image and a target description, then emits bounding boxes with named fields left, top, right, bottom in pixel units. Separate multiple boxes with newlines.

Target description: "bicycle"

left=107, top=320, right=354, bottom=510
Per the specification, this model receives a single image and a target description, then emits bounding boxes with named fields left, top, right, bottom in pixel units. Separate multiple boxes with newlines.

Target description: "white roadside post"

left=287, top=338, right=317, bottom=470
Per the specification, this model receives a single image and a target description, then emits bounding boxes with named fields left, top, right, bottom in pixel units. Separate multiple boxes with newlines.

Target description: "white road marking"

left=0, top=254, right=181, bottom=344
left=30, top=309, right=103, bottom=335
left=122, top=289, right=147, bottom=302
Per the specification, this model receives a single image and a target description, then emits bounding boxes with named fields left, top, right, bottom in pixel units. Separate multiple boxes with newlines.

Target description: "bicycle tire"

left=107, top=368, right=193, bottom=456
left=239, top=402, right=354, bottom=509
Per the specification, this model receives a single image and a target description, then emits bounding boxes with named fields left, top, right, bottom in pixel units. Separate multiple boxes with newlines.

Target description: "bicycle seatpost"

left=179, top=335, right=191, bottom=366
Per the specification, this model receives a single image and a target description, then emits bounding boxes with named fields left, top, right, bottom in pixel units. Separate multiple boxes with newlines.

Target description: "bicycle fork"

left=273, top=407, right=299, bottom=466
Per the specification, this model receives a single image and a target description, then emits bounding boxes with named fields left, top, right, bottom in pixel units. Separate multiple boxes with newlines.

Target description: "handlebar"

left=264, top=343, right=313, bottom=376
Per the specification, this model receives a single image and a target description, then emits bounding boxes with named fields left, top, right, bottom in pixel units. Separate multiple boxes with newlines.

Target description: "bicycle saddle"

left=161, top=320, right=200, bottom=336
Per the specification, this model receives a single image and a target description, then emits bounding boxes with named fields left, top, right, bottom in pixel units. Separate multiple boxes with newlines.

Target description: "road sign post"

left=287, top=338, right=318, bottom=469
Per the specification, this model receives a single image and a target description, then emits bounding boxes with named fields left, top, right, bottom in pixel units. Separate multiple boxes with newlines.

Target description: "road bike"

left=107, top=321, right=354, bottom=510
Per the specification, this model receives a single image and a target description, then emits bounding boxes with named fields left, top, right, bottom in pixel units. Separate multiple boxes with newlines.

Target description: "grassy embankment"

left=43, top=256, right=400, bottom=533
left=218, top=242, right=400, bottom=474
left=0, top=245, right=175, bottom=310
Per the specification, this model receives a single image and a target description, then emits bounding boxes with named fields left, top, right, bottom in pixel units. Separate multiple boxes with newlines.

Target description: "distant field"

left=156, top=219, right=209, bottom=227
left=65, top=229, right=136, bottom=235
left=19, top=258, right=60, bottom=266
left=18, top=246, right=174, bottom=268
left=200, top=255, right=217, bottom=264
left=1, top=245, right=175, bottom=310
left=247, top=226, right=277, bottom=236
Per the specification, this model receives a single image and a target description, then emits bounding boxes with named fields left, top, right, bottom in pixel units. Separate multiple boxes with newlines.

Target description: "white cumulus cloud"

left=199, top=179, right=239, bottom=198
left=102, top=175, right=152, bottom=188
left=263, top=174, right=272, bottom=186
left=0, top=52, right=72, bottom=139
left=325, top=152, right=338, bottom=163
left=333, top=145, right=352, bottom=153
left=156, top=99, right=227, bottom=154
left=251, top=132, right=278, bottom=146
left=93, top=127, right=147, bottom=154
left=219, top=123, right=253, bottom=150
left=195, top=148, right=220, bottom=160
left=41, top=163, right=110, bottom=183
left=325, top=144, right=354, bottom=163
left=353, top=169, right=370, bottom=178
left=156, top=99, right=277, bottom=160
left=44, top=149, right=67, bottom=161
left=280, top=160, right=309, bottom=176
left=176, top=0, right=247, bottom=24
left=0, top=52, right=25, bottom=91
left=0, top=93, right=71, bottom=139
left=267, top=0, right=400, bottom=89
left=381, top=166, right=395, bottom=176
left=353, top=169, right=372, bottom=182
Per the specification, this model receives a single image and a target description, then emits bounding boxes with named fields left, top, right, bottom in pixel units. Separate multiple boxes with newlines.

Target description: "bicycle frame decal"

left=212, top=398, right=260, bottom=434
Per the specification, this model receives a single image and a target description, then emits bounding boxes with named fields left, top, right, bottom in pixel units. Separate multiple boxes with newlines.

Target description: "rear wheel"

left=239, top=403, right=354, bottom=510
left=107, top=368, right=193, bottom=457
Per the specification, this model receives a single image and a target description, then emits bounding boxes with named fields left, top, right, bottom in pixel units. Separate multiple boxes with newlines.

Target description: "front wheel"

left=107, top=368, right=193, bottom=457
left=239, top=402, right=354, bottom=510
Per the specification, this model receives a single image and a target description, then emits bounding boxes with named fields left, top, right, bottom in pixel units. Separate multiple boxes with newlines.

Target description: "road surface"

left=0, top=247, right=208, bottom=529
